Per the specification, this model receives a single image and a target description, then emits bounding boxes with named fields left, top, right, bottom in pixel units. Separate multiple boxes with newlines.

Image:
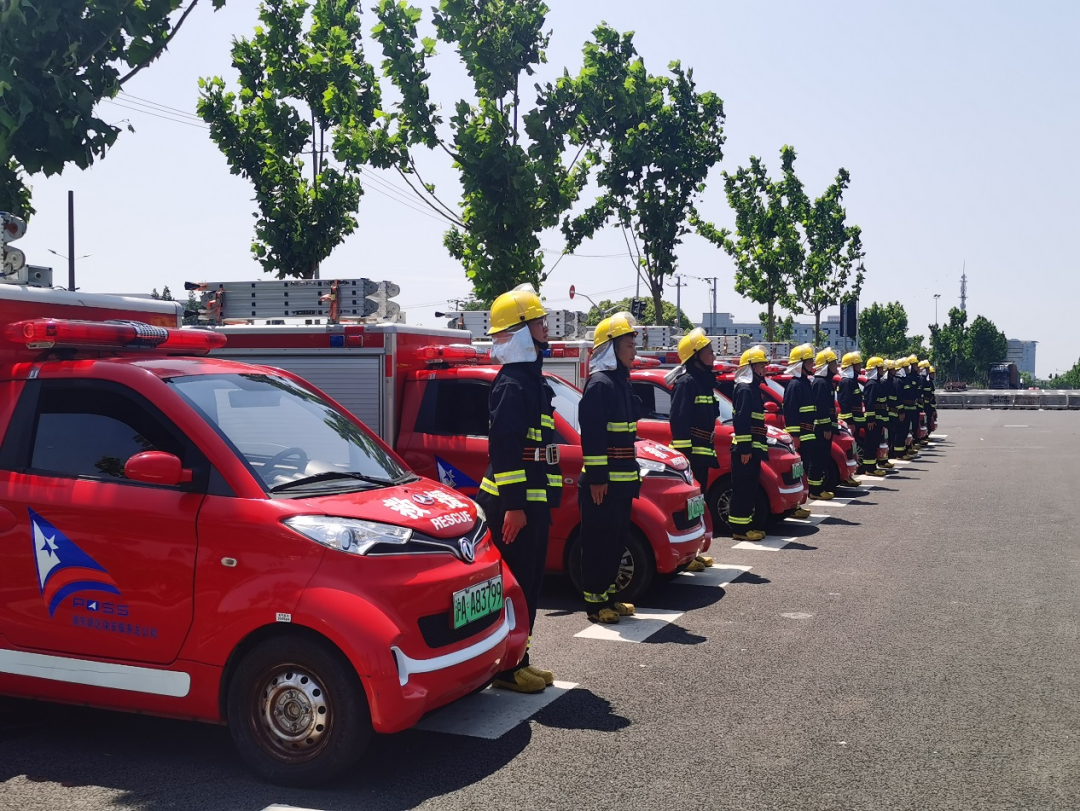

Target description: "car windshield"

left=713, top=390, right=735, bottom=424
left=544, top=374, right=582, bottom=435
left=765, top=378, right=786, bottom=398
left=168, top=372, right=409, bottom=492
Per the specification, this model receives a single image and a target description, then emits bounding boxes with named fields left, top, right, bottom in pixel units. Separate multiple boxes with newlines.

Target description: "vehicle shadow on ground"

left=0, top=696, right=543, bottom=811
left=821, top=516, right=861, bottom=527
left=733, top=571, right=771, bottom=585
left=778, top=540, right=818, bottom=551
left=847, top=499, right=878, bottom=507
left=777, top=523, right=821, bottom=538
left=643, top=623, right=707, bottom=646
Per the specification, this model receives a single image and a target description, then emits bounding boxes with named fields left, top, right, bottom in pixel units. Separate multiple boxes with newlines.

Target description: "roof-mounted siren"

left=3, top=318, right=227, bottom=355
left=1, top=212, right=30, bottom=286
left=420, top=344, right=490, bottom=365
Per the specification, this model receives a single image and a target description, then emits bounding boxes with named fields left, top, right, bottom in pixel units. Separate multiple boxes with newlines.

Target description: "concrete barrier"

left=934, top=390, right=1080, bottom=409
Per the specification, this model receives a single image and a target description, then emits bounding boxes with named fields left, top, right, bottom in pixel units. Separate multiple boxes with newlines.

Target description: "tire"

left=226, top=634, right=372, bottom=787
left=707, top=475, right=772, bottom=532
left=567, top=528, right=655, bottom=604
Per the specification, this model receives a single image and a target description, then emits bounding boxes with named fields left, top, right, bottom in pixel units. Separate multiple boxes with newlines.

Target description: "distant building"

left=699, top=311, right=857, bottom=354
left=1006, top=339, right=1037, bottom=376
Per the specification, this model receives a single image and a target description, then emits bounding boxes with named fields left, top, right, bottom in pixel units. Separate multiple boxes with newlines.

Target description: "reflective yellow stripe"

left=751, top=411, right=765, bottom=419
left=753, top=442, right=769, bottom=452
left=606, top=421, right=637, bottom=432
left=734, top=434, right=752, bottom=442
left=480, top=478, right=500, bottom=495
left=540, top=414, right=555, bottom=428
left=609, top=471, right=640, bottom=482
left=691, top=446, right=715, bottom=456
left=671, top=439, right=692, bottom=449
left=526, top=428, right=543, bottom=441
left=584, top=592, right=608, bottom=603
left=583, top=455, right=608, bottom=466
left=526, top=489, right=548, bottom=502
left=694, top=395, right=715, bottom=404
left=815, top=417, right=831, bottom=425
left=839, top=412, right=852, bottom=420
left=547, top=474, right=563, bottom=487
left=799, top=405, right=815, bottom=412
left=494, top=469, right=527, bottom=485
left=729, top=515, right=752, bottom=526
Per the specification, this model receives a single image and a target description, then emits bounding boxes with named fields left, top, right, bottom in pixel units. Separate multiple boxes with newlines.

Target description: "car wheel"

left=706, top=475, right=733, bottom=535
left=227, top=634, right=372, bottom=788
left=567, top=528, right=655, bottom=603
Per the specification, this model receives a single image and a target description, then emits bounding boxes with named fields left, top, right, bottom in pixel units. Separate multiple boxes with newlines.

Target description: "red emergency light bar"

left=632, top=356, right=661, bottom=367
left=421, top=344, right=490, bottom=364
left=4, top=319, right=228, bottom=355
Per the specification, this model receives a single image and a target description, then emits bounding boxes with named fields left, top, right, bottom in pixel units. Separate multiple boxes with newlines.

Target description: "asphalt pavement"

left=1, top=410, right=1078, bottom=811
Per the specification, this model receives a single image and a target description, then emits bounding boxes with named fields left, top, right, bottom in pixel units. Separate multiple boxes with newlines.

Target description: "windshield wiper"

left=269, top=471, right=395, bottom=493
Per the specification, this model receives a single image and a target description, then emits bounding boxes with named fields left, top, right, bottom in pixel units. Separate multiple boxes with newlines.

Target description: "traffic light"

left=1, top=212, right=27, bottom=280
left=629, top=298, right=646, bottom=320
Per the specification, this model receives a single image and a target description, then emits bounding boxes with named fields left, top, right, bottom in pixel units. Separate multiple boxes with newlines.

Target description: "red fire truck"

left=207, top=323, right=708, bottom=601
left=0, top=278, right=529, bottom=786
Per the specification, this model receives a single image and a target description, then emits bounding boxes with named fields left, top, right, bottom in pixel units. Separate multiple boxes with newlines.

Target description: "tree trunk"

left=650, top=281, right=663, bottom=328
left=766, top=299, right=775, bottom=342
left=814, top=309, right=822, bottom=344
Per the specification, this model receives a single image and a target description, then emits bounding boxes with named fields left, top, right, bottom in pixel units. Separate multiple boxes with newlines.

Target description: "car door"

left=629, top=380, right=675, bottom=445
left=0, top=378, right=203, bottom=665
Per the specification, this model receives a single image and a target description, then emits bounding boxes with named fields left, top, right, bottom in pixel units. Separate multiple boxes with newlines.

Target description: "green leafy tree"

left=1, top=0, right=227, bottom=219
left=695, top=146, right=804, bottom=342
left=906, top=335, right=928, bottom=358
left=966, top=314, right=1008, bottom=386
left=1053, top=360, right=1080, bottom=389
left=759, top=311, right=794, bottom=341
left=183, top=289, right=200, bottom=325
left=930, top=307, right=972, bottom=383
left=349, top=0, right=590, bottom=300
left=796, top=167, right=865, bottom=339
left=197, top=0, right=379, bottom=278
left=582, top=297, right=692, bottom=329
left=1019, top=371, right=1034, bottom=388
left=858, top=301, right=912, bottom=357
left=559, top=25, right=725, bottom=324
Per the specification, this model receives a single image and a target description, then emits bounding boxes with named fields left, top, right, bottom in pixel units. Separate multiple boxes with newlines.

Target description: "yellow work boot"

left=524, top=665, right=554, bottom=686
left=866, top=469, right=888, bottom=477
left=588, top=607, right=621, bottom=624
left=696, top=555, right=715, bottom=567
left=793, top=507, right=812, bottom=519
left=815, top=491, right=835, bottom=500
left=611, top=601, right=635, bottom=616
left=745, top=529, right=766, bottom=542
left=841, top=476, right=861, bottom=487
left=492, top=667, right=546, bottom=694
left=879, top=459, right=894, bottom=469
left=686, top=558, right=706, bottom=573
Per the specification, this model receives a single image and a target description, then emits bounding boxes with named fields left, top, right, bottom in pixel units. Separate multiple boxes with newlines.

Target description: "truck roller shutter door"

left=265, top=356, right=382, bottom=429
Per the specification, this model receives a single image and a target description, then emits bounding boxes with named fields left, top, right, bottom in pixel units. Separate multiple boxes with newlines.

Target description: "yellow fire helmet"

left=840, top=350, right=863, bottom=370
left=884, top=359, right=895, bottom=371
left=740, top=345, right=768, bottom=366
left=678, top=327, right=712, bottom=364
left=865, top=356, right=884, bottom=371
left=907, top=354, right=919, bottom=366
left=929, top=366, right=935, bottom=374
left=919, top=359, right=930, bottom=369
left=488, top=283, right=547, bottom=335
left=592, top=311, right=638, bottom=350
left=789, top=343, right=815, bottom=364
left=815, top=347, right=838, bottom=367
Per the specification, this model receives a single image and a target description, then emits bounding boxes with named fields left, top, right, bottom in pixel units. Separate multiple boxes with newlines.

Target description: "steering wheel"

left=262, top=446, right=309, bottom=479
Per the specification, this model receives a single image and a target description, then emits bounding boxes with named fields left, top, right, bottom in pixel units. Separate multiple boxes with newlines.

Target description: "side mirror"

left=763, top=401, right=779, bottom=414
left=124, top=451, right=193, bottom=486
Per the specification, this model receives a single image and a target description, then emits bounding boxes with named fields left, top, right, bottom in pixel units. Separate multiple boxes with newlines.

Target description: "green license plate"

left=452, top=575, right=503, bottom=629
left=686, top=494, right=705, bottom=521
left=791, top=461, right=804, bottom=479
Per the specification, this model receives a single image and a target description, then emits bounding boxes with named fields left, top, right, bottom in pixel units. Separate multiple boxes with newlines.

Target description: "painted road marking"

left=784, top=513, right=828, bottom=526
left=574, top=608, right=684, bottom=643
left=890, top=459, right=912, bottom=466
left=414, top=681, right=578, bottom=739
left=732, top=536, right=796, bottom=551
left=931, top=434, right=948, bottom=439
left=673, top=564, right=752, bottom=588
left=807, top=496, right=855, bottom=507
left=1004, top=424, right=1028, bottom=428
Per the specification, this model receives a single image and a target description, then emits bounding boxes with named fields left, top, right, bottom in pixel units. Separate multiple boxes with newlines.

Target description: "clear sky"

left=15, top=0, right=1079, bottom=377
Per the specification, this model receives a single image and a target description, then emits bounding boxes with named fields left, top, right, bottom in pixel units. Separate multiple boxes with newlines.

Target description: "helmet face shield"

left=490, top=323, right=538, bottom=365
left=591, top=339, right=617, bottom=373
left=734, top=364, right=754, bottom=384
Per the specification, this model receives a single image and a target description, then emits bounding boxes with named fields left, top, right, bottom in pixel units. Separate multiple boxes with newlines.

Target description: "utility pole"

left=667, top=274, right=688, bottom=329
left=67, top=191, right=75, bottom=291
left=960, top=261, right=967, bottom=313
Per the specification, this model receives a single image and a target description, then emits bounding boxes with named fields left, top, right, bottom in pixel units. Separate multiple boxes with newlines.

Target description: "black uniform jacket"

left=669, top=362, right=719, bottom=468
left=863, top=376, right=884, bottom=423
left=837, top=376, right=865, bottom=424
left=479, top=353, right=562, bottom=511
left=810, top=374, right=839, bottom=439
left=782, top=374, right=816, bottom=444
left=732, top=377, right=768, bottom=461
left=579, top=365, right=642, bottom=499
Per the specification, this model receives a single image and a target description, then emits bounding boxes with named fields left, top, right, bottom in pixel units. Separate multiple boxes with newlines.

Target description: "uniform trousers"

left=806, top=435, right=829, bottom=495
left=730, top=453, right=763, bottom=531
left=579, top=491, right=632, bottom=609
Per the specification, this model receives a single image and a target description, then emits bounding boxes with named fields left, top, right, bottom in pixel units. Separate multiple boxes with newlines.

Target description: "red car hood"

left=635, top=439, right=690, bottom=471
left=287, top=478, right=480, bottom=539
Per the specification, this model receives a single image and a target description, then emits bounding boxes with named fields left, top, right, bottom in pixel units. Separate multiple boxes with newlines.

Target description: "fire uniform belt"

left=522, top=445, right=561, bottom=464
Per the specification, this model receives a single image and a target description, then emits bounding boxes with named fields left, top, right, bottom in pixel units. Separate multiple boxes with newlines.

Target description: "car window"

left=29, top=383, right=185, bottom=481
left=630, top=381, right=672, bottom=420
left=714, top=391, right=734, bottom=423
left=431, top=379, right=492, bottom=437
left=544, top=374, right=582, bottom=435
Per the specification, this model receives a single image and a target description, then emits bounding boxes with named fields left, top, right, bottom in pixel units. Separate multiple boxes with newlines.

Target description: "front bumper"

left=635, top=475, right=707, bottom=574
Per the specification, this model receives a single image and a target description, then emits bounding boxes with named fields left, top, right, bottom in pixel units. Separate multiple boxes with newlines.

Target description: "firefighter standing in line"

left=926, top=364, right=938, bottom=434
left=839, top=351, right=884, bottom=479
left=917, top=359, right=934, bottom=445
left=730, top=346, right=769, bottom=541
left=884, top=359, right=901, bottom=460
left=782, top=343, right=818, bottom=514
left=668, top=327, right=718, bottom=571
left=901, top=355, right=920, bottom=456
left=476, top=285, right=562, bottom=693
left=578, top=312, right=641, bottom=624
left=861, top=356, right=890, bottom=475
left=890, top=358, right=913, bottom=460
left=810, top=348, right=840, bottom=498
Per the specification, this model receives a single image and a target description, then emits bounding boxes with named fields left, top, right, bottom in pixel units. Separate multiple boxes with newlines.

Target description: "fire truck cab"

left=0, top=266, right=526, bottom=787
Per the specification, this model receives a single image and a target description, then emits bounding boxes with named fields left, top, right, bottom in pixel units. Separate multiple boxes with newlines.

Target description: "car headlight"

left=638, top=458, right=667, bottom=477
left=284, top=515, right=412, bottom=556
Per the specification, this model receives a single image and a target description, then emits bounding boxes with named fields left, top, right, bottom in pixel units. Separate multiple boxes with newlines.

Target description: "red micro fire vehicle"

left=206, top=318, right=708, bottom=602
left=0, top=278, right=528, bottom=787
left=629, top=369, right=806, bottom=532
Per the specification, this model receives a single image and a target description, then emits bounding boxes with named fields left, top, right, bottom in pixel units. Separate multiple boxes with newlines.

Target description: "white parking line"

left=784, top=513, right=828, bottom=526
left=807, top=496, right=855, bottom=507
left=890, top=459, right=912, bottom=466
left=414, top=680, right=578, bottom=739
left=732, top=536, right=797, bottom=551
left=931, top=433, right=948, bottom=439
left=573, top=608, right=684, bottom=643
left=672, top=564, right=752, bottom=588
